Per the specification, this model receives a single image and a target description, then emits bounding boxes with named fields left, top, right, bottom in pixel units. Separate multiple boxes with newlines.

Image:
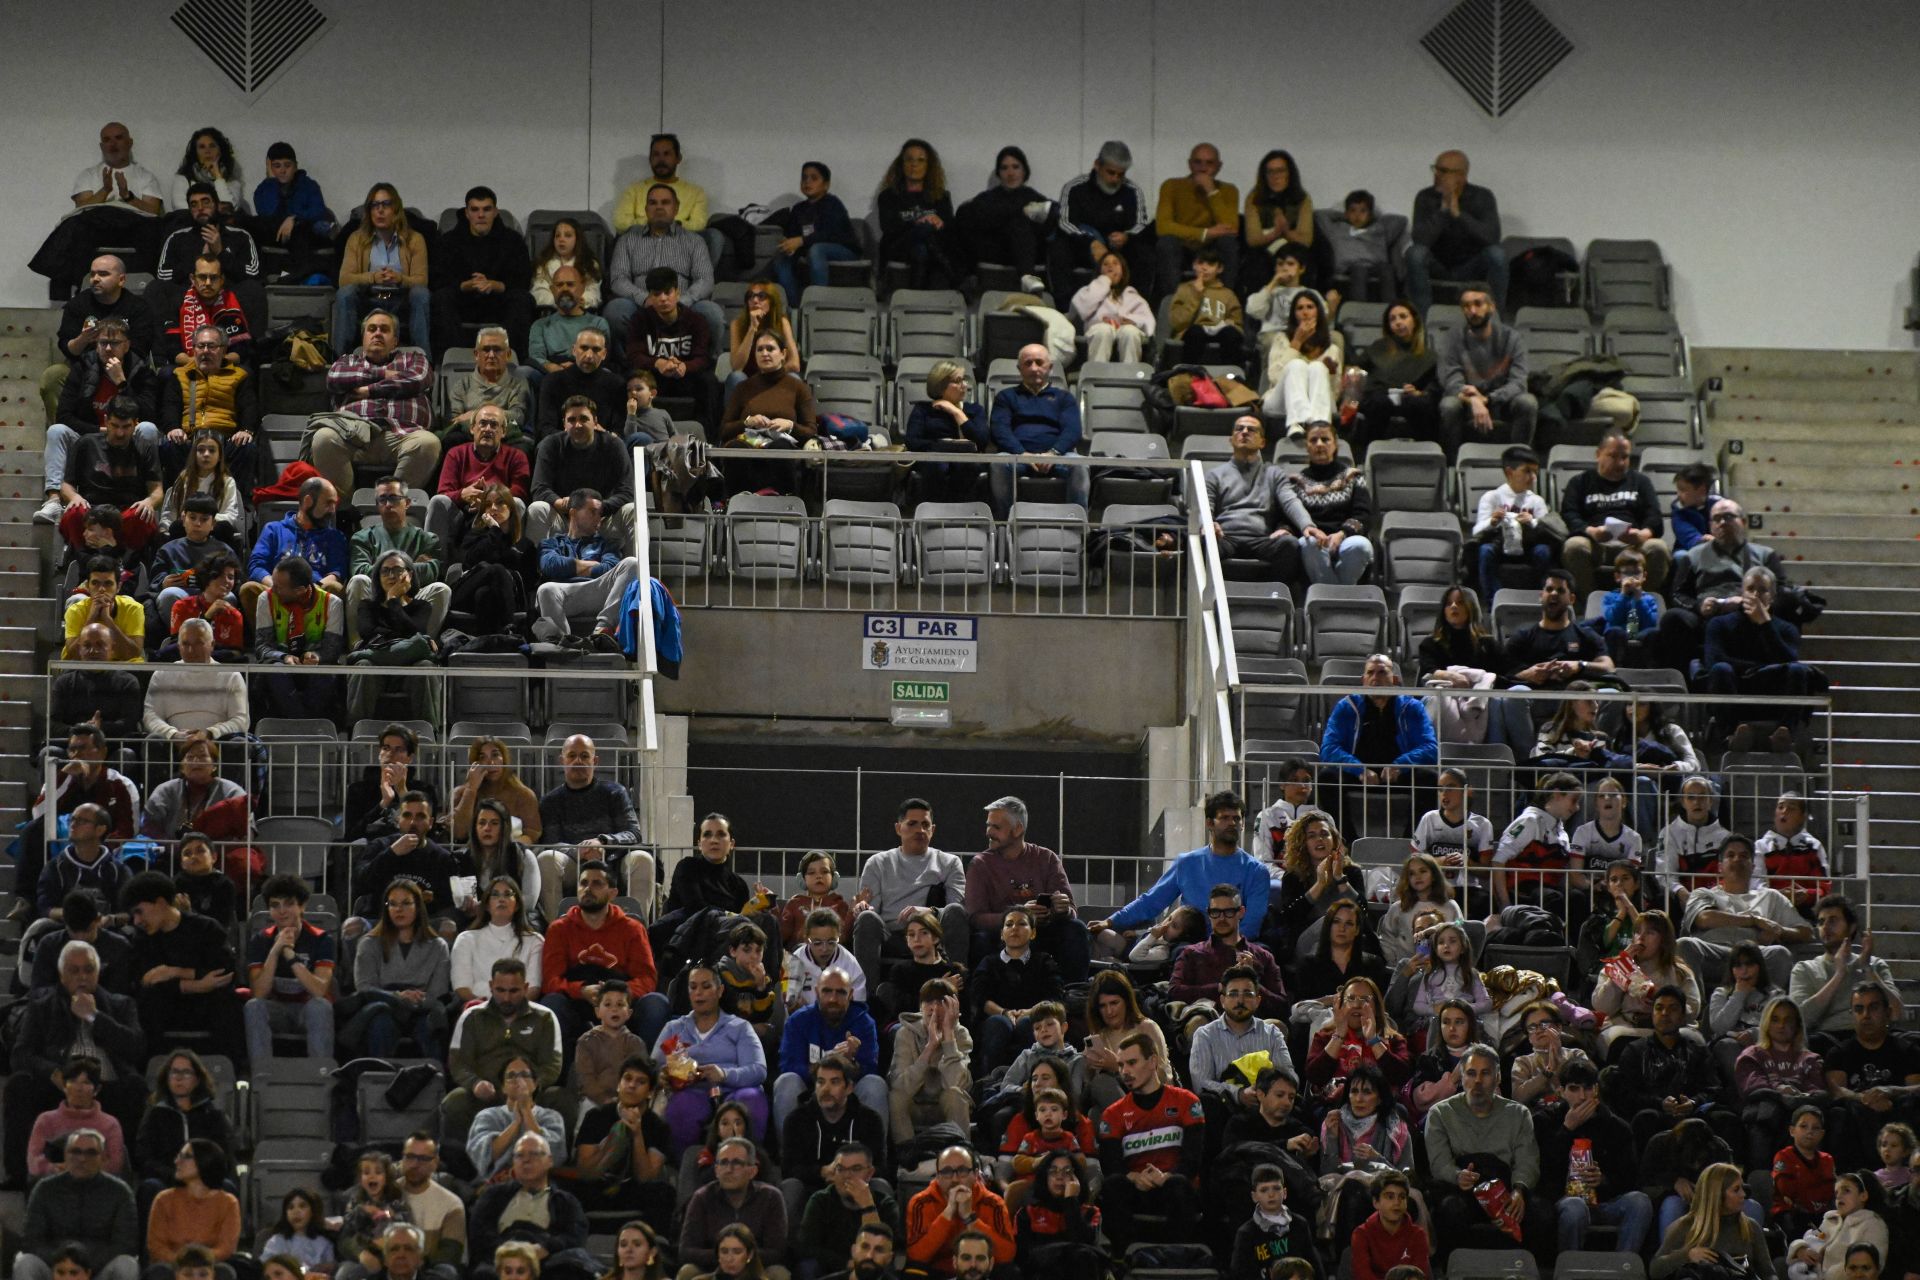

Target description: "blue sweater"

left=250, top=170, right=333, bottom=231
left=1601, top=589, right=1661, bottom=632
left=1320, top=694, right=1439, bottom=776
left=989, top=384, right=1082, bottom=456
left=1110, top=845, right=1271, bottom=932
left=537, top=532, right=621, bottom=584
left=248, top=512, right=349, bottom=584
left=1669, top=494, right=1720, bottom=553
left=777, top=1001, right=881, bottom=1080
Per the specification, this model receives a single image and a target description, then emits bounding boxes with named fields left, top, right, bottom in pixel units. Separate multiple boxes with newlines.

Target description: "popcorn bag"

left=1473, top=1177, right=1525, bottom=1241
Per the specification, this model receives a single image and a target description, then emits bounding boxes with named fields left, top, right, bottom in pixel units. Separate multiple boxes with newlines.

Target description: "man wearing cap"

left=1049, top=141, right=1157, bottom=299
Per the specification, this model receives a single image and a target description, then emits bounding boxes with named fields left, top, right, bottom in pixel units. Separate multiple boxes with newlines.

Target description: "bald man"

left=1407, top=149, right=1505, bottom=314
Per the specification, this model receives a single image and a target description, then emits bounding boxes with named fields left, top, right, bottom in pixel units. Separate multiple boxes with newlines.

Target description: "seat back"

left=1008, top=502, right=1087, bottom=588
left=1223, top=581, right=1294, bottom=660
left=1302, top=584, right=1387, bottom=661
left=821, top=499, right=903, bottom=587
left=1380, top=511, right=1463, bottom=591
left=1366, top=440, right=1448, bottom=513
left=913, top=501, right=995, bottom=590
left=447, top=652, right=530, bottom=725
left=726, top=493, right=810, bottom=582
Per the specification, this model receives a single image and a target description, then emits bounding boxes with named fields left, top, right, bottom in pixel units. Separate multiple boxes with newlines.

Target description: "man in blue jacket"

left=1320, top=653, right=1439, bottom=831
left=987, top=344, right=1086, bottom=514
left=532, top=486, right=636, bottom=650
left=1088, top=790, right=1267, bottom=958
left=242, top=475, right=346, bottom=617
left=772, top=968, right=887, bottom=1134
left=250, top=142, right=334, bottom=284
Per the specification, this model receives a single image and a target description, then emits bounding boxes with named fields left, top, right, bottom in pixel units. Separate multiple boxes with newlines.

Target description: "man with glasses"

left=16, top=1142, right=139, bottom=1280
left=445, top=325, right=532, bottom=447
left=430, top=186, right=534, bottom=362
left=308, top=310, right=440, bottom=500
left=1186, top=961, right=1292, bottom=1136
left=466, top=1054, right=568, bottom=1181
left=445, top=958, right=565, bottom=1142
left=164, top=257, right=252, bottom=369
left=398, top=1133, right=468, bottom=1273
left=1090, top=790, right=1267, bottom=960
left=904, top=1147, right=1014, bottom=1278
left=159, top=323, right=259, bottom=490
left=40, top=322, right=162, bottom=527
left=430, top=404, right=530, bottom=546
left=795, top=1142, right=897, bottom=1280
left=1407, top=150, right=1504, bottom=315
left=680, top=1136, right=791, bottom=1280
left=345, top=475, right=449, bottom=645
left=1657, top=497, right=1791, bottom=671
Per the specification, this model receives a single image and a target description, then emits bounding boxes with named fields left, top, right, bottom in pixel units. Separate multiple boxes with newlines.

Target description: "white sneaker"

left=1019, top=274, right=1046, bottom=293
left=32, top=495, right=65, bottom=525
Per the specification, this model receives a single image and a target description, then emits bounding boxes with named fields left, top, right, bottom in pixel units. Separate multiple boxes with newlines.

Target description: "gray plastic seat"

left=1224, top=581, right=1294, bottom=660
left=1366, top=440, right=1448, bottom=514
left=809, top=369, right=884, bottom=421
left=1490, top=587, right=1541, bottom=642
left=1303, top=584, right=1387, bottom=661
left=252, top=815, right=336, bottom=881
left=726, top=494, right=809, bottom=582
left=913, top=501, right=995, bottom=589
left=1076, top=360, right=1154, bottom=387
left=799, top=286, right=880, bottom=359
left=1379, top=511, right=1463, bottom=591
left=1236, top=658, right=1311, bottom=741
left=1008, top=501, right=1086, bottom=589
left=447, top=653, right=530, bottom=726
left=821, top=499, right=903, bottom=586
left=648, top=509, right=714, bottom=580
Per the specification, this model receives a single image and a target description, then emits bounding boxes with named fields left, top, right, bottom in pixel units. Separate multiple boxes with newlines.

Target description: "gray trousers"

left=533, top=557, right=639, bottom=640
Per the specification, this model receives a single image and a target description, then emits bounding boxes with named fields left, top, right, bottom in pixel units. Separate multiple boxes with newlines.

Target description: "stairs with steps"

left=1700, top=346, right=1920, bottom=1000
left=0, top=307, right=61, bottom=839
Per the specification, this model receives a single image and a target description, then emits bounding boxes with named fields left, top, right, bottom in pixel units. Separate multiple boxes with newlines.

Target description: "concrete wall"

left=657, top=609, right=1182, bottom=736
left=3, top=1, right=1917, bottom=346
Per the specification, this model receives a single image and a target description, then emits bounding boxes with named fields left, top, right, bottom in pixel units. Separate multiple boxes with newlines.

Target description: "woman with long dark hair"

left=1014, top=1151, right=1102, bottom=1278
left=148, top=1137, right=241, bottom=1270
left=451, top=872, right=543, bottom=1002
left=346, top=879, right=451, bottom=1057
left=1240, top=149, right=1315, bottom=294
left=1261, top=291, right=1344, bottom=435
left=1356, top=300, right=1441, bottom=448
left=954, top=145, right=1050, bottom=279
left=172, top=127, right=245, bottom=212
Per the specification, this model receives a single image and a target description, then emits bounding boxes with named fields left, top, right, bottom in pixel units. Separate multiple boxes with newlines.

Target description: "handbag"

left=1188, top=376, right=1229, bottom=408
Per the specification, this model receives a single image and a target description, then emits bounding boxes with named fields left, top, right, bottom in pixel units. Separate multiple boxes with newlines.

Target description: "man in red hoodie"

left=904, top=1150, right=1015, bottom=1278
left=539, top=861, right=669, bottom=1056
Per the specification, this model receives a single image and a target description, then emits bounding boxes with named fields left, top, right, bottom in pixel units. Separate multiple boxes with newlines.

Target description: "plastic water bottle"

left=1501, top=511, right=1523, bottom=557
left=1566, top=1137, right=1597, bottom=1203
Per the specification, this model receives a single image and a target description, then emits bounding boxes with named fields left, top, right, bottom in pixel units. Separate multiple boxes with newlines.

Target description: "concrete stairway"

left=0, top=306, right=65, bottom=837
left=1700, top=346, right=1920, bottom=997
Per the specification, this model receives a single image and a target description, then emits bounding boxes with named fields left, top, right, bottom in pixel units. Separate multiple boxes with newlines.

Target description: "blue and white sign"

left=862, top=614, right=978, bottom=673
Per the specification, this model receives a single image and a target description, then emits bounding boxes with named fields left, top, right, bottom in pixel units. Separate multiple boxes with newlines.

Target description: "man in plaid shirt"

left=308, top=309, right=440, bottom=500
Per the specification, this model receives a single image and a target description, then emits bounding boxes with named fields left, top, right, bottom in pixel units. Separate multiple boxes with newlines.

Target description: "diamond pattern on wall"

left=1422, top=0, right=1573, bottom=118
left=172, top=0, right=328, bottom=99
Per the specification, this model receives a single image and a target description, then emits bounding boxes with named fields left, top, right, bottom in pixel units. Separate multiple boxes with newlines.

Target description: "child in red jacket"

left=1350, top=1171, right=1431, bottom=1280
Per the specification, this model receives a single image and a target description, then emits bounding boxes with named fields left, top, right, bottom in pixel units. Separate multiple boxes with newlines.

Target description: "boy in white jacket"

left=1472, top=444, right=1558, bottom=603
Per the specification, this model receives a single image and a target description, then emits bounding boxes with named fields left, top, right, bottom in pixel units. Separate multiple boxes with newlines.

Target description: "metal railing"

left=650, top=447, right=1191, bottom=619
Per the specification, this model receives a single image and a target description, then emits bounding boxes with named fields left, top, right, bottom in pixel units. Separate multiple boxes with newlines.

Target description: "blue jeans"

left=977, top=1013, right=1033, bottom=1074
left=987, top=458, right=1090, bottom=516
left=1478, top=540, right=1552, bottom=603
left=334, top=284, right=431, bottom=348
left=1301, top=533, right=1374, bottom=585
left=1406, top=243, right=1509, bottom=315
left=772, top=242, right=859, bottom=302
left=1557, top=1190, right=1653, bottom=1254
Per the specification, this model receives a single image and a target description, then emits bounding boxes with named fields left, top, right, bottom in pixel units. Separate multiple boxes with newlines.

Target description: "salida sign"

left=861, top=614, right=978, bottom=673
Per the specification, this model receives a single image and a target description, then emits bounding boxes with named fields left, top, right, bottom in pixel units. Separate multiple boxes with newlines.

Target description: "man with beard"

left=794, top=1143, right=898, bottom=1280
left=527, top=266, right=610, bottom=393
left=155, top=183, right=261, bottom=305
left=819, top=1222, right=897, bottom=1280
left=1423, top=1044, right=1552, bottom=1261
left=1048, top=141, right=1155, bottom=298
left=1089, top=791, right=1266, bottom=959
left=1500, top=570, right=1612, bottom=689
left=1186, top=963, right=1292, bottom=1133
left=1791, top=896, right=1899, bottom=1052
left=1436, top=283, right=1534, bottom=457
left=1558, top=430, right=1669, bottom=598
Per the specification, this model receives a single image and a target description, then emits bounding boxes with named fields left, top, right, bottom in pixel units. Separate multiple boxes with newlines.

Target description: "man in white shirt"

left=850, top=798, right=967, bottom=984
left=31, top=123, right=166, bottom=299
left=1678, top=834, right=1813, bottom=991
left=1790, top=894, right=1900, bottom=1051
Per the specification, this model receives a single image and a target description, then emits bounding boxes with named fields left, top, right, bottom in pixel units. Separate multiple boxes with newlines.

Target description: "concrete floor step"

left=0, top=496, right=50, bottom=523
left=1711, top=399, right=1920, bottom=427
left=0, top=598, right=58, bottom=629
left=1812, top=585, right=1920, bottom=612
left=1713, top=376, right=1920, bottom=404
left=1758, top=514, right=1920, bottom=541
left=1731, top=463, right=1920, bottom=494
left=1746, top=489, right=1920, bottom=517
left=1829, top=739, right=1920, bottom=767
left=1697, top=348, right=1920, bottom=381
left=1723, top=438, right=1920, bottom=467
left=1812, top=611, right=1920, bottom=639
left=1801, top=635, right=1920, bottom=664
left=1760, top=536, right=1920, bottom=566
left=0, top=423, right=47, bottom=450
left=1787, top=560, right=1920, bottom=588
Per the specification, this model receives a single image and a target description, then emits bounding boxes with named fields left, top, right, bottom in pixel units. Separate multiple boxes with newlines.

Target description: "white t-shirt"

left=786, top=941, right=868, bottom=1005
left=1681, top=883, right=1802, bottom=944
left=1413, top=809, right=1494, bottom=863
left=1572, top=820, right=1644, bottom=867
left=70, top=160, right=162, bottom=208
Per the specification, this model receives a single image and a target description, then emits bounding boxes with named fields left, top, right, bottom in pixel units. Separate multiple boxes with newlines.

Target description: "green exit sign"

left=891, top=680, right=949, bottom=703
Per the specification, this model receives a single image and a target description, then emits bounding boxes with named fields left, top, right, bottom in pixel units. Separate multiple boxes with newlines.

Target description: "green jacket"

left=350, top=520, right=444, bottom=586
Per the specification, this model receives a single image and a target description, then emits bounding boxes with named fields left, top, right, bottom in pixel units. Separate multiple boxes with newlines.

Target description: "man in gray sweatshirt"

left=1204, top=417, right=1299, bottom=581
left=851, top=798, right=968, bottom=982
left=1423, top=1044, right=1552, bottom=1260
left=1437, top=285, right=1535, bottom=459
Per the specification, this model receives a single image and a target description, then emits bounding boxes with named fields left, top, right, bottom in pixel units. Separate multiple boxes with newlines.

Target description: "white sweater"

left=141, top=665, right=249, bottom=739
left=450, top=921, right=545, bottom=995
left=1068, top=278, right=1155, bottom=335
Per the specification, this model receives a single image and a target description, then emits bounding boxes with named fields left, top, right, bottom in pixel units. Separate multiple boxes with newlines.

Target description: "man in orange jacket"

left=904, top=1147, right=1015, bottom=1278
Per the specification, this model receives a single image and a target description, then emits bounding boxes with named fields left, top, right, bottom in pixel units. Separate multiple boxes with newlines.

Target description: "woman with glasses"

left=133, top=1052, right=232, bottom=1202
left=1509, top=998, right=1595, bottom=1109
left=344, top=548, right=444, bottom=724
left=467, top=1055, right=568, bottom=1180
left=147, top=1138, right=241, bottom=1276
left=335, top=182, right=430, bottom=347
left=724, top=279, right=798, bottom=395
